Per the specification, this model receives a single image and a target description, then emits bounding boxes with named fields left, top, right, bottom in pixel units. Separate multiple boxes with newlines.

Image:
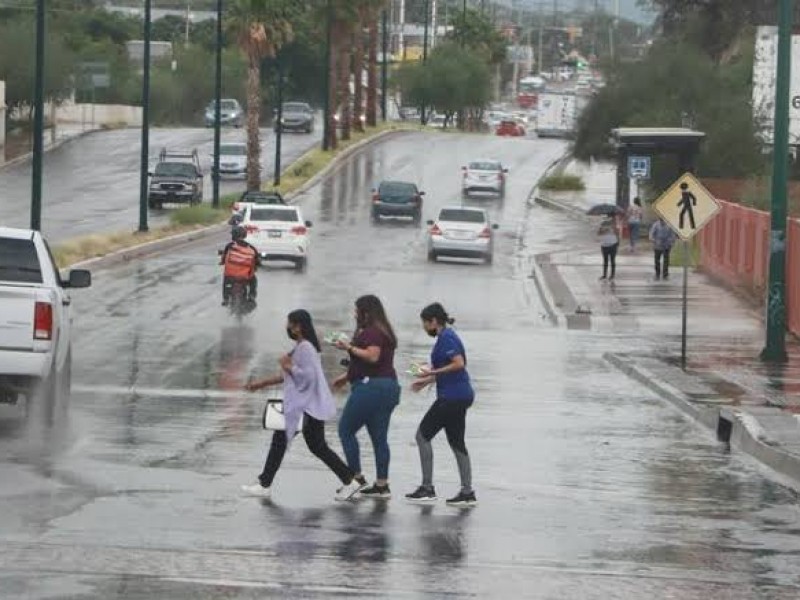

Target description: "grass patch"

left=539, top=174, right=586, bottom=191
left=169, top=204, right=227, bottom=226
left=52, top=122, right=419, bottom=268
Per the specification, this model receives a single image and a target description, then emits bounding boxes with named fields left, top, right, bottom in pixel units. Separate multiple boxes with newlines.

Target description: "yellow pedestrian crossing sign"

left=652, top=172, right=720, bottom=241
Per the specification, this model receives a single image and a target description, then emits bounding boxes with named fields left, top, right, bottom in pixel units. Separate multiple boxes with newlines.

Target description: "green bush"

left=539, top=174, right=586, bottom=191
left=170, top=204, right=226, bottom=226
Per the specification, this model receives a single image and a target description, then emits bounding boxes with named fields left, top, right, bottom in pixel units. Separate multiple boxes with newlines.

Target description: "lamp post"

left=212, top=0, right=223, bottom=208
left=421, top=0, right=430, bottom=125
left=762, top=0, right=792, bottom=363
left=30, top=0, right=45, bottom=231
left=322, top=0, right=333, bottom=151
left=138, top=0, right=152, bottom=233
left=273, top=55, right=284, bottom=187
left=381, top=9, right=388, bottom=121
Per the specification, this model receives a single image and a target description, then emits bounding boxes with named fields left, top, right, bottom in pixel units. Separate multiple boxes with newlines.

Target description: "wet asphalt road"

left=1, top=132, right=800, bottom=599
left=0, top=126, right=321, bottom=244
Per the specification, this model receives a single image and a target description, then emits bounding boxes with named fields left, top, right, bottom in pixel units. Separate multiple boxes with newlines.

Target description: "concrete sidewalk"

left=533, top=158, right=800, bottom=490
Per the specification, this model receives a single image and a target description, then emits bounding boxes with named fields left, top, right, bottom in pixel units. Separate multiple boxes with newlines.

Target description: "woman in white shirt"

left=627, top=197, right=643, bottom=252
left=597, top=217, right=620, bottom=280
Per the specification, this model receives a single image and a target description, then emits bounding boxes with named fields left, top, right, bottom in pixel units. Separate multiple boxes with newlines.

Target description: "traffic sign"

left=652, top=172, right=720, bottom=241
left=628, top=155, right=650, bottom=179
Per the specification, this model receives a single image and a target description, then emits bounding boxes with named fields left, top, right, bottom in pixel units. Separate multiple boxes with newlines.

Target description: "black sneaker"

left=446, top=490, right=477, bottom=507
left=359, top=483, right=391, bottom=499
left=405, top=485, right=437, bottom=503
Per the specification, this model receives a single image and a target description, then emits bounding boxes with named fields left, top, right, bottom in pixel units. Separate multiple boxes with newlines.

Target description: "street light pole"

left=138, top=0, right=152, bottom=233
left=322, top=0, right=332, bottom=151
left=762, top=0, right=792, bottom=363
left=421, top=0, right=430, bottom=125
left=30, top=0, right=45, bottom=231
left=381, top=8, right=388, bottom=122
left=212, top=0, right=223, bottom=209
left=273, top=55, right=283, bottom=187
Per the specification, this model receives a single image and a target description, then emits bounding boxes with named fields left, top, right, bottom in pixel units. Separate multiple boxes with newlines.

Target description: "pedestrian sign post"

left=628, top=156, right=651, bottom=180
left=652, top=172, right=720, bottom=240
left=652, top=173, right=721, bottom=370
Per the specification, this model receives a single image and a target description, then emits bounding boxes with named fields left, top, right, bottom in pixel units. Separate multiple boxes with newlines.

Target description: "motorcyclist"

left=220, top=226, right=260, bottom=306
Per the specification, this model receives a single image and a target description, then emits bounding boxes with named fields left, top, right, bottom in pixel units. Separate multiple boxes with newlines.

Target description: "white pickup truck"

left=0, top=227, right=91, bottom=410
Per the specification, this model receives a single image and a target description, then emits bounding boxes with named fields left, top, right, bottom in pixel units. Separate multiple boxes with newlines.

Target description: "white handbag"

left=262, top=398, right=303, bottom=432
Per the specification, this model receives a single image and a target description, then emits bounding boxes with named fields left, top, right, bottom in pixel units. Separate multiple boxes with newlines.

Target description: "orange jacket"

left=222, top=242, right=258, bottom=279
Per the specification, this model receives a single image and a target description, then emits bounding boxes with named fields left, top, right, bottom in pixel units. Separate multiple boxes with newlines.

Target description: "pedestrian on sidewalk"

left=406, top=303, right=477, bottom=507
left=649, top=218, right=678, bottom=280
left=241, top=309, right=362, bottom=501
left=333, top=295, right=401, bottom=499
left=626, top=197, right=643, bottom=252
left=597, top=216, right=620, bottom=280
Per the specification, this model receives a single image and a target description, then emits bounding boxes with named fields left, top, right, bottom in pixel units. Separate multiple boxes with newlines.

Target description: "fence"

left=698, top=200, right=800, bottom=335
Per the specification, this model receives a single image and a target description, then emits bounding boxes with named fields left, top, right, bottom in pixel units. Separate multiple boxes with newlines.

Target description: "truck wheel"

left=427, top=250, right=437, bottom=263
left=294, top=257, right=307, bottom=272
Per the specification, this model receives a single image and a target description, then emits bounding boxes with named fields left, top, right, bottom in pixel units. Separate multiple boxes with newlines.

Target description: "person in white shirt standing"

left=627, top=197, right=644, bottom=252
left=597, top=216, right=620, bottom=280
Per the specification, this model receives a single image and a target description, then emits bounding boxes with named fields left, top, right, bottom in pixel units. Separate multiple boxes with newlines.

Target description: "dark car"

left=148, top=149, right=203, bottom=209
left=275, top=102, right=314, bottom=133
left=371, top=181, right=424, bottom=224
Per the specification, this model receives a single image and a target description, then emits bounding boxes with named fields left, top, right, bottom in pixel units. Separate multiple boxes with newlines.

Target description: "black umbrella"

left=586, top=203, right=624, bottom=216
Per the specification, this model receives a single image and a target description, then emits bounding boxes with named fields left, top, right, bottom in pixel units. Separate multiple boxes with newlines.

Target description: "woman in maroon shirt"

left=333, top=295, right=401, bottom=499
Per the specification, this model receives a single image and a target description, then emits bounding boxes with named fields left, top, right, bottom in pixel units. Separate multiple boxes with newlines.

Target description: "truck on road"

left=0, top=227, right=91, bottom=414
left=535, top=91, right=586, bottom=138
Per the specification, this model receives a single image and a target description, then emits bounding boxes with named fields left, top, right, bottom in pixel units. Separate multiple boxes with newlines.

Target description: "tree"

left=446, top=8, right=507, bottom=66
left=395, top=42, right=491, bottom=128
left=229, top=0, right=295, bottom=191
left=364, top=0, right=386, bottom=127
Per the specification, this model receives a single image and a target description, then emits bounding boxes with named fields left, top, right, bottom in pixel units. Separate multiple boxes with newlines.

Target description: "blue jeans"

left=338, top=377, right=400, bottom=480
left=628, top=222, right=641, bottom=249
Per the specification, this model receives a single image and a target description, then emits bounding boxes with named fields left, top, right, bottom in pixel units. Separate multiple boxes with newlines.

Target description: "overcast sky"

left=516, top=0, right=657, bottom=24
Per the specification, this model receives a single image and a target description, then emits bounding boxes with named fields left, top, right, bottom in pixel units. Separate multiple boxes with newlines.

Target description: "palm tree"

left=352, top=4, right=368, bottom=134
left=230, top=0, right=294, bottom=191
left=365, top=0, right=387, bottom=127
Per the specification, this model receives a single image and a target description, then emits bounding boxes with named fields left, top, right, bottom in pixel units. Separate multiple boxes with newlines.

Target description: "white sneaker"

left=335, top=479, right=363, bottom=502
left=241, top=483, right=271, bottom=498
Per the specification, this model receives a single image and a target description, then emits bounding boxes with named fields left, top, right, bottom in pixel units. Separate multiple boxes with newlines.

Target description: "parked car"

left=427, top=207, right=498, bottom=264
left=241, top=204, right=312, bottom=271
left=275, top=102, right=314, bottom=133
left=399, top=106, right=421, bottom=121
left=205, top=98, right=244, bottom=128
left=462, top=159, right=508, bottom=199
left=0, top=227, right=91, bottom=414
left=496, top=120, right=526, bottom=137
left=148, top=149, right=204, bottom=209
left=214, top=142, right=247, bottom=177
left=426, top=114, right=447, bottom=128
left=371, top=180, right=424, bottom=224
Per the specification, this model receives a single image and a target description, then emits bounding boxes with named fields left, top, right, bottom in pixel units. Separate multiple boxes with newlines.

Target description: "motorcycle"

left=227, top=279, right=256, bottom=318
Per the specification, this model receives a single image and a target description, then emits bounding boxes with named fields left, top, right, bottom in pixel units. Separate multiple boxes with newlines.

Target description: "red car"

left=496, top=120, right=526, bottom=137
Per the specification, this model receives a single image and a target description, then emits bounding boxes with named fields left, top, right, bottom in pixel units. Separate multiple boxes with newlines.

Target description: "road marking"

left=72, top=384, right=278, bottom=400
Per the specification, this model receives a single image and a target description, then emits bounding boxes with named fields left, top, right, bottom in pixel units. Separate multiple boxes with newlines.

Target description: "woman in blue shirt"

left=406, top=303, right=476, bottom=507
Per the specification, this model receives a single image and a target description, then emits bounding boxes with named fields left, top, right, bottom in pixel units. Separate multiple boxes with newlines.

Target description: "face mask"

left=286, top=328, right=298, bottom=341
left=426, top=327, right=438, bottom=338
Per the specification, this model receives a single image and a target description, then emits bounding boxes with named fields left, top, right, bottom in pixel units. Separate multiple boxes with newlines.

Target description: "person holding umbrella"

left=597, top=212, right=620, bottom=280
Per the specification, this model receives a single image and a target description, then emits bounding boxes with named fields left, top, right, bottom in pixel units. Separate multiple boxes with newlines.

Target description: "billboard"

left=752, top=25, right=800, bottom=144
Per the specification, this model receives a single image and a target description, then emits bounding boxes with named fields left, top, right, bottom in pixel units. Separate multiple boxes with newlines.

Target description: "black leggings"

left=601, top=243, right=618, bottom=278
left=259, top=414, right=353, bottom=488
left=416, top=399, right=473, bottom=493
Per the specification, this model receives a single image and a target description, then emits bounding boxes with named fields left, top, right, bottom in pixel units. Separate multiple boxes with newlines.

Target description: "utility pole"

left=273, top=55, right=283, bottom=187
left=421, top=0, right=430, bottom=124
left=30, top=0, right=45, bottom=231
left=184, top=1, right=191, bottom=46
left=138, top=0, right=152, bottom=233
left=212, top=0, right=223, bottom=208
left=762, top=0, right=792, bottom=363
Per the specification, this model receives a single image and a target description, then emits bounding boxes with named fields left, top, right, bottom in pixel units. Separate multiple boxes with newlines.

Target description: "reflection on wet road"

left=1, top=132, right=799, bottom=598
left=0, top=126, right=321, bottom=243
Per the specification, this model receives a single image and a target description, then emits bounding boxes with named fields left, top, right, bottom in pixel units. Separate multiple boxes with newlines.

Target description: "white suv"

left=461, top=159, right=508, bottom=199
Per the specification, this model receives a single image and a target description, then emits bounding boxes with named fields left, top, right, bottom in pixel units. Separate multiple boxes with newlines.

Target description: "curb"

left=0, top=128, right=101, bottom=173
left=68, top=127, right=411, bottom=272
left=533, top=193, right=593, bottom=221
left=604, top=351, right=800, bottom=493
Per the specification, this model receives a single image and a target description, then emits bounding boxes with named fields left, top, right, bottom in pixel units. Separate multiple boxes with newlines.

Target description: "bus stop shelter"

left=611, top=127, right=706, bottom=208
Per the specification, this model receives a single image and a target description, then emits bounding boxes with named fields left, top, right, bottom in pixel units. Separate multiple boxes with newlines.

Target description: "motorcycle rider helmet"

left=232, top=225, right=247, bottom=241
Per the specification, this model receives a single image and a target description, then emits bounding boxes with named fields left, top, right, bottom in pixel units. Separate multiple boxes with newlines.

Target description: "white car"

left=427, top=206, right=498, bottom=264
left=427, top=114, right=446, bottom=128
left=0, top=227, right=91, bottom=410
left=241, top=204, right=312, bottom=270
left=215, top=142, right=247, bottom=177
left=461, top=159, right=508, bottom=198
